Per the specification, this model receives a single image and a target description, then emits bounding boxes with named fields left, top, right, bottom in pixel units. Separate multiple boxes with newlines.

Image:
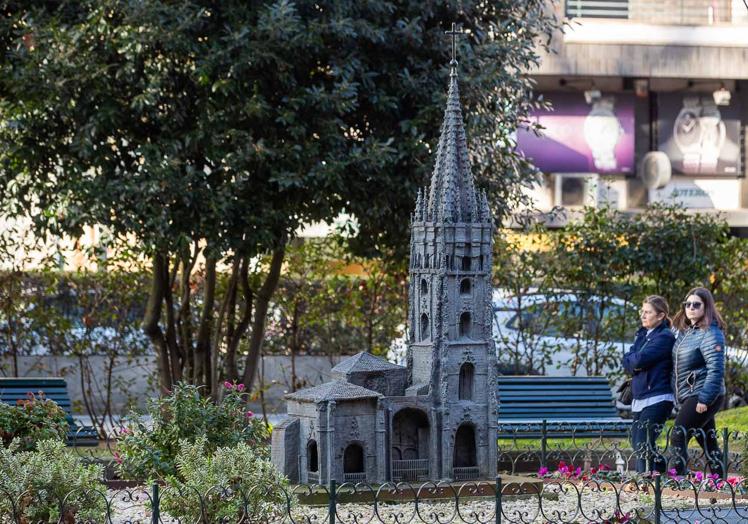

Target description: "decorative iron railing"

left=453, top=466, right=480, bottom=480
left=392, top=459, right=429, bottom=481
left=3, top=477, right=748, bottom=523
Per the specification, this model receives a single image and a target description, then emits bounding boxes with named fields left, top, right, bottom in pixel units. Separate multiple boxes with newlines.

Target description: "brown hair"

left=672, top=287, right=726, bottom=331
left=643, top=295, right=670, bottom=325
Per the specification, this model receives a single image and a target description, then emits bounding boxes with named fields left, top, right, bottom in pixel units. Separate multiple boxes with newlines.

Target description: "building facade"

left=271, top=64, right=498, bottom=484
left=519, top=0, right=748, bottom=233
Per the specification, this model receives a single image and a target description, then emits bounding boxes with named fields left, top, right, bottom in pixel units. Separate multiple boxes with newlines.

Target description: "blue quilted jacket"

left=672, top=320, right=726, bottom=405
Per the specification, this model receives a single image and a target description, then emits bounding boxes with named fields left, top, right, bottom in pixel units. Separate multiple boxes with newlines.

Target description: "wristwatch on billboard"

left=583, top=97, right=623, bottom=171
left=697, top=99, right=726, bottom=172
left=673, top=96, right=702, bottom=172
left=673, top=96, right=726, bottom=173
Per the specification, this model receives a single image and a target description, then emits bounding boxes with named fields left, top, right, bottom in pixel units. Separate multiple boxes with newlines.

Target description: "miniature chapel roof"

left=331, top=351, right=405, bottom=375
left=285, top=379, right=383, bottom=403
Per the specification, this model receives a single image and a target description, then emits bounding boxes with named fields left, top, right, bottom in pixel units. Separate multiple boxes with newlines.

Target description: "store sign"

left=649, top=179, right=741, bottom=209
left=516, top=92, right=635, bottom=174
left=657, top=94, right=741, bottom=176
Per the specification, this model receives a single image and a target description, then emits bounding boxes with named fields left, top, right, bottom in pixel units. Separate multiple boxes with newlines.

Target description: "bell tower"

left=406, top=25, right=498, bottom=481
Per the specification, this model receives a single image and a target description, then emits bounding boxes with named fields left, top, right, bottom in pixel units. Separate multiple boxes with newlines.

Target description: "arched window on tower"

left=459, top=312, right=471, bottom=338
left=458, top=363, right=474, bottom=400
left=461, top=256, right=471, bottom=271
left=420, top=313, right=430, bottom=341
left=420, top=278, right=428, bottom=295
left=460, top=278, right=471, bottom=295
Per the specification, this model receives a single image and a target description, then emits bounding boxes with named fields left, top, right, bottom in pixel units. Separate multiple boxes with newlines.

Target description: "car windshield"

left=503, top=297, right=637, bottom=342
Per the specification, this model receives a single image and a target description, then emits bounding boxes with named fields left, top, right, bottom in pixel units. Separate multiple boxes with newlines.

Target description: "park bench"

left=497, top=375, right=632, bottom=439
left=0, top=377, right=99, bottom=446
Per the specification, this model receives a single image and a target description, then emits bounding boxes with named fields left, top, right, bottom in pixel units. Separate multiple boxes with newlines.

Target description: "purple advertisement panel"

left=657, top=94, right=741, bottom=176
left=517, top=92, right=635, bottom=174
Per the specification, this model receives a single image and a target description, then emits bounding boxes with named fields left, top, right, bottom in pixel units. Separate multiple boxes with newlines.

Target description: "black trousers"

left=669, top=395, right=724, bottom=477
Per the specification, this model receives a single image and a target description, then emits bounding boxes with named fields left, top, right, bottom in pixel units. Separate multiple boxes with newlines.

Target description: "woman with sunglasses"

left=622, top=295, right=675, bottom=474
left=670, top=287, right=726, bottom=477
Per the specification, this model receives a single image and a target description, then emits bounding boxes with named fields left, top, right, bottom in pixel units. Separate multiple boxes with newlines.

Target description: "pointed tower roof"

left=426, top=67, right=478, bottom=223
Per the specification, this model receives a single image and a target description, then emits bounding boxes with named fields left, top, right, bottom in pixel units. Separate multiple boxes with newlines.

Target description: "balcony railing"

left=392, top=459, right=430, bottom=481
left=452, top=466, right=480, bottom=481
left=565, top=0, right=748, bottom=25
left=343, top=472, right=367, bottom=482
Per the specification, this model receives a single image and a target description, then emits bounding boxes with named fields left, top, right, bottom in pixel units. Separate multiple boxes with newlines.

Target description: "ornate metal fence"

left=496, top=421, right=748, bottom=477
left=2, top=477, right=748, bottom=523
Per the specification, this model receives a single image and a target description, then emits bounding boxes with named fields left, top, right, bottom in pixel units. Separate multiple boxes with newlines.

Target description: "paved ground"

left=661, top=507, right=748, bottom=522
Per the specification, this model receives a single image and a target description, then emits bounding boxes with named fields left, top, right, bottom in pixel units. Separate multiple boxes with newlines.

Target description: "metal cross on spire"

left=445, top=23, right=465, bottom=72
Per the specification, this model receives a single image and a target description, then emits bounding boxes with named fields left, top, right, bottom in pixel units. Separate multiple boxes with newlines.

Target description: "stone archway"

left=453, top=424, right=478, bottom=480
left=343, top=443, right=365, bottom=482
left=392, top=408, right=430, bottom=480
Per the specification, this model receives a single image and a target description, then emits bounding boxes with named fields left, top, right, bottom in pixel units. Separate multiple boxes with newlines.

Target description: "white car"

left=491, top=289, right=638, bottom=376
left=388, top=289, right=638, bottom=376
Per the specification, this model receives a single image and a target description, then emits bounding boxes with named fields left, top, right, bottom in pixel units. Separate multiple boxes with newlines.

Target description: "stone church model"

left=271, top=57, right=498, bottom=484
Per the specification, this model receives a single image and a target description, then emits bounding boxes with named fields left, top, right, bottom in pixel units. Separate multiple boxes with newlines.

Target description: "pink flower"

left=538, top=466, right=549, bottom=477
left=727, top=476, right=743, bottom=487
left=236, top=383, right=245, bottom=392
left=114, top=451, right=123, bottom=465
left=693, top=471, right=704, bottom=483
left=598, top=463, right=609, bottom=472
left=120, top=427, right=132, bottom=436
left=574, top=467, right=582, bottom=478
left=668, top=468, right=678, bottom=478
left=245, top=410, right=254, bottom=418
left=224, top=381, right=234, bottom=389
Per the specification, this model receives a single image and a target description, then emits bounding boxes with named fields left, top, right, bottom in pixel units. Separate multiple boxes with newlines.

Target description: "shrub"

left=0, top=439, right=105, bottom=522
left=160, top=437, right=287, bottom=522
left=0, top=393, right=69, bottom=451
left=116, top=382, right=269, bottom=481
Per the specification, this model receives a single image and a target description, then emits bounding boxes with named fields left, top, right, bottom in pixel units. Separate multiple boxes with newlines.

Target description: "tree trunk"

left=195, top=256, right=217, bottom=389
left=142, top=254, right=173, bottom=391
left=243, top=243, right=286, bottom=390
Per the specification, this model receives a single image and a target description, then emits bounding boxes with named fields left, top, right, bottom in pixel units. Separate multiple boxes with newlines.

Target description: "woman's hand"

left=696, top=402, right=708, bottom=414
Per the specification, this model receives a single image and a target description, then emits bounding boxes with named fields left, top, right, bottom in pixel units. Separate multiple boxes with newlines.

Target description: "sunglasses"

left=683, top=301, right=703, bottom=310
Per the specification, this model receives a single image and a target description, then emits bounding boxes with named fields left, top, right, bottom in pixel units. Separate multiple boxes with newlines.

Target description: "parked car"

left=388, top=289, right=638, bottom=375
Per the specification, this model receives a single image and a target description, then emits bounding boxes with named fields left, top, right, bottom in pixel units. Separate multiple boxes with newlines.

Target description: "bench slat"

left=497, top=375, right=628, bottom=437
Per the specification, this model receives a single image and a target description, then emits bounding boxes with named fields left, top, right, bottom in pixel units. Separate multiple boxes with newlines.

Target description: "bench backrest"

left=497, top=375, right=618, bottom=420
left=0, top=377, right=74, bottom=419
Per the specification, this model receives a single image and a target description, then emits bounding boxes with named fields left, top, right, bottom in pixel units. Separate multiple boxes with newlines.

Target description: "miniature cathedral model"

left=271, top=47, right=498, bottom=484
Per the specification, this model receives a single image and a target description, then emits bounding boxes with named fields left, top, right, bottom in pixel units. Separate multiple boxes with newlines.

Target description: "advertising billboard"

left=657, top=94, right=741, bottom=176
left=516, top=92, right=635, bottom=174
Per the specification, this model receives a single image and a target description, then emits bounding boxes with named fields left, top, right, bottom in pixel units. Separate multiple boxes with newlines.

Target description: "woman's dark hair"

left=643, top=295, right=670, bottom=325
left=672, top=287, right=726, bottom=331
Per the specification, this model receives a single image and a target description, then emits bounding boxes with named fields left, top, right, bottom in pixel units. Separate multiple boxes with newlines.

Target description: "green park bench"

left=0, top=377, right=100, bottom=446
left=497, top=375, right=632, bottom=439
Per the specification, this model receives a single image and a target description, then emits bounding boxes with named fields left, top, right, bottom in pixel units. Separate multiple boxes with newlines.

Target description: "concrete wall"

left=0, top=354, right=348, bottom=415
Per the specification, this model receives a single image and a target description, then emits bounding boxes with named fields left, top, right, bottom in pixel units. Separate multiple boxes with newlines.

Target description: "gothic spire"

left=426, top=64, right=478, bottom=223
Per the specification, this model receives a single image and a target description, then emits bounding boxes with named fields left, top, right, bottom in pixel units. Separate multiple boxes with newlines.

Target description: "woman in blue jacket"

left=623, top=295, right=675, bottom=474
left=670, top=287, right=726, bottom=477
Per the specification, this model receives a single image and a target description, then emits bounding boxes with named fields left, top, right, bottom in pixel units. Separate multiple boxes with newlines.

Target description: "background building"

left=520, top=0, right=748, bottom=233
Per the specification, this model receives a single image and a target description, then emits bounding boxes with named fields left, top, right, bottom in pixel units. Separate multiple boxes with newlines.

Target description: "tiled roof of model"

left=331, top=351, right=405, bottom=374
left=414, top=66, right=491, bottom=224
left=285, top=380, right=383, bottom=402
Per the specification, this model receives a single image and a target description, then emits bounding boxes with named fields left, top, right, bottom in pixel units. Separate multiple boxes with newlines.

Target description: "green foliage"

left=0, top=393, right=69, bottom=451
left=160, top=437, right=287, bottom=523
left=0, top=439, right=105, bottom=522
left=494, top=205, right=736, bottom=376
left=117, top=382, right=269, bottom=481
left=0, top=1, right=558, bottom=391
left=266, top=238, right=406, bottom=366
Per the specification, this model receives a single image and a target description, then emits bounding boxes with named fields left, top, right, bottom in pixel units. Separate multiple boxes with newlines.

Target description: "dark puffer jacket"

left=672, top=320, right=726, bottom=405
left=622, top=320, right=675, bottom=400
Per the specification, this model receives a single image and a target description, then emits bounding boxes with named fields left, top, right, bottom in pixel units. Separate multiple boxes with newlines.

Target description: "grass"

left=715, top=405, right=748, bottom=432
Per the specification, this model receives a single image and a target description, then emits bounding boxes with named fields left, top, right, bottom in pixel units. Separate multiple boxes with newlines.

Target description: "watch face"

left=674, top=110, right=701, bottom=149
